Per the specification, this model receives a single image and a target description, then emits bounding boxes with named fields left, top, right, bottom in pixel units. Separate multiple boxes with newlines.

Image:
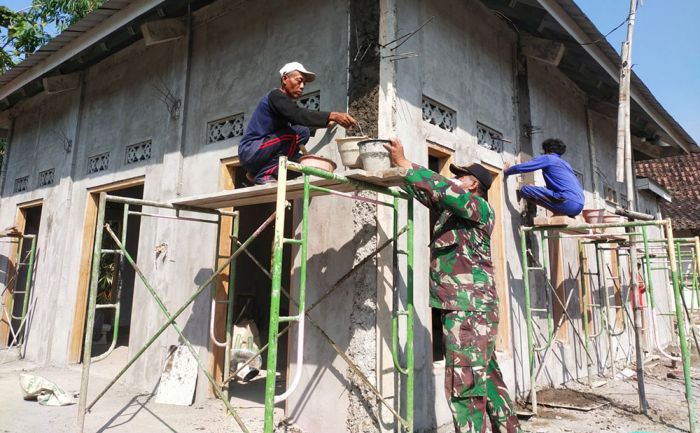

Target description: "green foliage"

left=1, top=0, right=103, bottom=72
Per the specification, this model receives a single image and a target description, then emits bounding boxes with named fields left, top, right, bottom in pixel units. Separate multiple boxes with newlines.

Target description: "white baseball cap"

left=279, top=62, right=316, bottom=82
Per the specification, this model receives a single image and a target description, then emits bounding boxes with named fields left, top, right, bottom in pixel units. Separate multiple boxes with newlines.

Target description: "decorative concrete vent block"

left=207, top=114, right=244, bottom=144
left=422, top=96, right=455, bottom=132
left=87, top=152, right=110, bottom=174
left=603, top=183, right=618, bottom=204
left=476, top=122, right=504, bottom=153
left=298, top=91, right=320, bottom=111
left=14, top=176, right=29, bottom=193
left=620, top=193, right=628, bottom=209
left=38, top=169, right=55, bottom=187
left=126, top=140, right=152, bottom=165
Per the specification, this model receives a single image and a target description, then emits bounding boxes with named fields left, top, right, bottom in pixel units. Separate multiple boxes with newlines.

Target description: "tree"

left=1, top=0, right=103, bottom=73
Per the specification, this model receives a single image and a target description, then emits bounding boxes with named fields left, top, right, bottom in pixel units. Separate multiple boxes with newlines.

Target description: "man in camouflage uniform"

left=385, top=138, right=521, bottom=433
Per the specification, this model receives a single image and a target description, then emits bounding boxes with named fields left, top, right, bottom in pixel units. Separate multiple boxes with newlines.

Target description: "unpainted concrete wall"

left=0, top=0, right=679, bottom=431
left=393, top=0, right=520, bottom=428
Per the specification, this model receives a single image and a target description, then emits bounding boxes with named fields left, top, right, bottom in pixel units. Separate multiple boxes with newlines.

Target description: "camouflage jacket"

left=403, top=164, right=497, bottom=312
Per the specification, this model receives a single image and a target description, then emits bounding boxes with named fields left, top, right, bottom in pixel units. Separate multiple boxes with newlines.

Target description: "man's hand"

left=384, top=138, right=412, bottom=169
left=503, top=161, right=511, bottom=172
left=329, top=112, right=357, bottom=129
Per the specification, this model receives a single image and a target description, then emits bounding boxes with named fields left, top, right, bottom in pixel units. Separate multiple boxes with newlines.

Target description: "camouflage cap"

left=449, top=163, right=493, bottom=191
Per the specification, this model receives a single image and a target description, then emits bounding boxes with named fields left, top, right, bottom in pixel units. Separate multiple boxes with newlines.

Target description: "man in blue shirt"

left=239, top=62, right=356, bottom=184
left=503, top=138, right=584, bottom=217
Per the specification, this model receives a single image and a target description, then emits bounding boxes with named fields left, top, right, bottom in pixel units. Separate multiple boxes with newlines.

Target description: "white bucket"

left=358, top=139, right=391, bottom=172
left=335, top=136, right=367, bottom=168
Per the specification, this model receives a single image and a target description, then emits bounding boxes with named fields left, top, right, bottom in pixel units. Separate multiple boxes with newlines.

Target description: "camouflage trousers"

left=442, top=309, right=521, bottom=433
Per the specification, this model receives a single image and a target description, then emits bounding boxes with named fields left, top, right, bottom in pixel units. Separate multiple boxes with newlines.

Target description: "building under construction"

left=0, top=0, right=698, bottom=432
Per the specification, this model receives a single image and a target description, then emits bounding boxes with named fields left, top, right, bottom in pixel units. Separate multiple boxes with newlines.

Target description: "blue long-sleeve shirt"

left=504, top=154, right=584, bottom=205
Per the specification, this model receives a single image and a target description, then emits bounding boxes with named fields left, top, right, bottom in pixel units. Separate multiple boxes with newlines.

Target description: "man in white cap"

left=239, top=62, right=357, bottom=184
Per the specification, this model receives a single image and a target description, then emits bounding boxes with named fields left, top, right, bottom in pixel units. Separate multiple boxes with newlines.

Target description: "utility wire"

left=581, top=3, right=639, bottom=46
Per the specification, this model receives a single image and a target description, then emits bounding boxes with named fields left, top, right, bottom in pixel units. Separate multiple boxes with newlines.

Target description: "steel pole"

left=406, top=197, right=414, bottom=431
left=77, top=192, right=107, bottom=432
left=264, top=157, right=289, bottom=433
left=666, top=222, right=696, bottom=432
left=520, top=228, right=537, bottom=413
left=578, top=241, right=593, bottom=386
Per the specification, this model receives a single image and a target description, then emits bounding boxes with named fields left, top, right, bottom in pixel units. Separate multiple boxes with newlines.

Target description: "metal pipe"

left=542, top=233, right=554, bottom=349
left=523, top=219, right=672, bottom=233
left=665, top=221, right=696, bottom=432
left=101, top=225, right=250, bottom=433
left=127, top=211, right=219, bottom=224
left=77, top=192, right=107, bottom=432
left=597, top=245, right=615, bottom=378
left=578, top=241, right=593, bottom=386
left=85, top=211, right=276, bottom=413
left=287, top=161, right=406, bottom=199
left=17, top=236, right=36, bottom=344
left=264, top=158, right=289, bottom=433
left=309, top=184, right=395, bottom=207
left=274, top=174, right=310, bottom=403
left=406, top=197, right=415, bottom=430
left=92, top=203, right=130, bottom=363
left=223, top=225, right=407, bottom=385
left=103, top=194, right=238, bottom=217
left=223, top=213, right=239, bottom=391
left=520, top=228, right=537, bottom=413
left=391, top=197, right=408, bottom=375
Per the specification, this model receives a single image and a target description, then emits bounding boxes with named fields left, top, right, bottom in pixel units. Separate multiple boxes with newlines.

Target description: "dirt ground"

left=516, top=349, right=700, bottom=433
left=1, top=347, right=699, bottom=433
left=0, top=347, right=276, bottom=433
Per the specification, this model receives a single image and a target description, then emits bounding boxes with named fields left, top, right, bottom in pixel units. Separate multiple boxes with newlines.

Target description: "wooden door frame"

left=209, top=157, right=238, bottom=393
left=67, top=177, right=145, bottom=363
left=0, top=199, right=43, bottom=346
left=481, top=162, right=511, bottom=352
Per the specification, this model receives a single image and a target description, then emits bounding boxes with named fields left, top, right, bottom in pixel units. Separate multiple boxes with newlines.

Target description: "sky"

left=2, top=0, right=699, bottom=143
left=575, top=0, right=700, bottom=144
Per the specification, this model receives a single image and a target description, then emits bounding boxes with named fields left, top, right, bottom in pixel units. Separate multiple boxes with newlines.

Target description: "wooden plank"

left=548, top=235, right=569, bottom=342
left=171, top=168, right=407, bottom=210
left=534, top=215, right=589, bottom=234
left=68, top=193, right=98, bottom=363
left=209, top=162, right=236, bottom=396
left=482, top=164, right=511, bottom=352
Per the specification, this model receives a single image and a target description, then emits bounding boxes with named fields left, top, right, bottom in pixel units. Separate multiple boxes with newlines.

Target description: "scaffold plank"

left=171, top=168, right=407, bottom=209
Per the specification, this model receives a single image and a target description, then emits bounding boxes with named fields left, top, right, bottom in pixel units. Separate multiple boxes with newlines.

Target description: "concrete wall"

left=393, top=0, right=520, bottom=428
left=0, top=0, right=683, bottom=431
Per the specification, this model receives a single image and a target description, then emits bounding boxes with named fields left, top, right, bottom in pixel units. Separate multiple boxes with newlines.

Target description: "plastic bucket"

left=335, top=136, right=367, bottom=168
left=358, top=139, right=391, bottom=172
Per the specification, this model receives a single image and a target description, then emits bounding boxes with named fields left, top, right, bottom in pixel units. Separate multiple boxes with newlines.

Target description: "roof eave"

left=537, top=0, right=697, bottom=154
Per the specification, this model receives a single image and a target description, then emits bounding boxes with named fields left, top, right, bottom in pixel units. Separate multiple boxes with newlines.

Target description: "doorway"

left=68, top=178, right=144, bottom=363
left=220, top=162, right=292, bottom=405
left=0, top=201, right=42, bottom=347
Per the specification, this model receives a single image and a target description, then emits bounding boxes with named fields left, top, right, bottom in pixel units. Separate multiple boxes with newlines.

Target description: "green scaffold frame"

left=77, top=156, right=416, bottom=433
left=520, top=220, right=697, bottom=433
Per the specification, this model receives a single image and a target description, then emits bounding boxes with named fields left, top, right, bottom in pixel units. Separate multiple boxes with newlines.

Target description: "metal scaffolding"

left=76, top=157, right=415, bottom=433
left=0, top=233, right=37, bottom=352
left=520, top=219, right=697, bottom=433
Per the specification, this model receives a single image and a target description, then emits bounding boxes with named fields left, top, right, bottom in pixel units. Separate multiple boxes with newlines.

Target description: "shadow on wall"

left=180, top=267, right=216, bottom=349
left=288, top=200, right=437, bottom=431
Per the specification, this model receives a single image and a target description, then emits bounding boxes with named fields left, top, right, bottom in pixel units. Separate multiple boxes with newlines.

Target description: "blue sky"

left=3, top=0, right=699, bottom=143
left=576, top=1, right=700, bottom=143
